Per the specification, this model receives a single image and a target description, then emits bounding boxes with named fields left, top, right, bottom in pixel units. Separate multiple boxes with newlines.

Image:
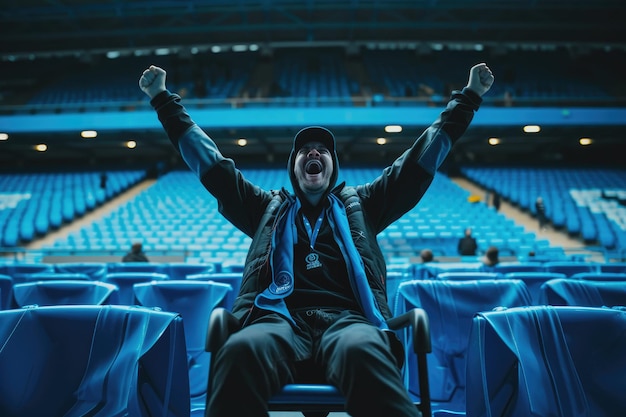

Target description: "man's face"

left=293, top=141, right=334, bottom=197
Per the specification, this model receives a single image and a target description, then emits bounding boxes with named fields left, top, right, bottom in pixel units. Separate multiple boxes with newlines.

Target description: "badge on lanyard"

left=303, top=212, right=324, bottom=270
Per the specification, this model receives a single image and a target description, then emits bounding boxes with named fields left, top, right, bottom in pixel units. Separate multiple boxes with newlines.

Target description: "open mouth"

left=305, top=159, right=323, bottom=174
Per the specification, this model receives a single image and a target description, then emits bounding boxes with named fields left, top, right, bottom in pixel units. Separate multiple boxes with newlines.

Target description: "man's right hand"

left=139, top=65, right=167, bottom=99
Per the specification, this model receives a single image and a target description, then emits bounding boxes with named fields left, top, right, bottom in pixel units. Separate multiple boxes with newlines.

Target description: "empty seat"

left=504, top=272, right=568, bottom=304
left=570, top=272, right=626, bottom=281
left=543, top=261, right=600, bottom=277
left=102, top=272, right=169, bottom=305
left=466, top=305, right=626, bottom=417
left=11, top=280, right=119, bottom=308
left=133, top=280, right=233, bottom=410
left=538, top=278, right=626, bottom=307
left=394, top=279, right=532, bottom=414
left=0, top=305, right=190, bottom=417
left=53, top=262, right=108, bottom=281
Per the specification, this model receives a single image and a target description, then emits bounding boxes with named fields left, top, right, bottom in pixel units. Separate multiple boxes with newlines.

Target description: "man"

left=139, top=62, right=494, bottom=417
left=458, top=227, right=478, bottom=256
left=122, top=241, right=149, bottom=262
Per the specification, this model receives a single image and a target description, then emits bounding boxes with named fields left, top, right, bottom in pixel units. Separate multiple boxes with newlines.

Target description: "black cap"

left=293, top=126, right=335, bottom=154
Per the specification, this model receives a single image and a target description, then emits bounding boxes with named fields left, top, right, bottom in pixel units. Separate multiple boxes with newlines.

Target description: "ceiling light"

left=376, top=137, right=387, bottom=145
left=35, top=144, right=47, bottom=152
left=0, top=133, right=8, bottom=141
left=81, top=130, right=97, bottom=138
left=126, top=141, right=137, bottom=149
left=579, top=138, right=593, bottom=146
left=237, top=138, right=248, bottom=146
left=488, top=137, right=501, bottom=145
left=523, top=125, right=541, bottom=133
left=384, top=125, right=402, bottom=133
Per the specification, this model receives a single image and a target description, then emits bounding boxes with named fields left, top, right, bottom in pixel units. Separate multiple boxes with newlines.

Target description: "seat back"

left=395, top=279, right=532, bottom=414
left=106, top=262, right=168, bottom=275
left=504, top=272, right=567, bottom=304
left=166, top=263, right=216, bottom=280
left=53, top=262, right=108, bottom=281
left=538, top=278, right=626, bottom=307
left=102, top=272, right=169, bottom=305
left=0, top=274, right=12, bottom=310
left=12, top=280, right=119, bottom=307
left=185, top=272, right=243, bottom=310
left=467, top=306, right=626, bottom=417
left=436, top=271, right=503, bottom=281
left=133, top=280, right=233, bottom=404
left=0, top=305, right=189, bottom=417
left=570, top=272, right=626, bottom=281
left=543, top=261, right=600, bottom=277
left=0, top=263, right=55, bottom=284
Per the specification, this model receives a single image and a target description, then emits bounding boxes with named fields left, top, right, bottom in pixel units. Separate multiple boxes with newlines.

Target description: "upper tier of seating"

left=2, top=47, right=621, bottom=113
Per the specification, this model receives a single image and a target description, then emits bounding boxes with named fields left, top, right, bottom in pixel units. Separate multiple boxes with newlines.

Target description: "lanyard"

left=302, top=212, right=324, bottom=251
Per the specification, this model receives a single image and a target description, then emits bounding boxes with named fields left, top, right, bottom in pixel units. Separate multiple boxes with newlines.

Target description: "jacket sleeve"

left=151, top=90, right=272, bottom=236
left=357, top=87, right=482, bottom=233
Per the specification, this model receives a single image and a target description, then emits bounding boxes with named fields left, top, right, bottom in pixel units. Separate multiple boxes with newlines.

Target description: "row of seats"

left=0, top=170, right=147, bottom=247
left=1, top=266, right=624, bottom=416
left=394, top=277, right=626, bottom=415
left=461, top=166, right=626, bottom=254
left=39, top=169, right=564, bottom=263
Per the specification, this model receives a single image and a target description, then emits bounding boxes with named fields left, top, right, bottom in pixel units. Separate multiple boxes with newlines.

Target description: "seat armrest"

left=387, top=307, right=432, bottom=354
left=205, top=307, right=241, bottom=353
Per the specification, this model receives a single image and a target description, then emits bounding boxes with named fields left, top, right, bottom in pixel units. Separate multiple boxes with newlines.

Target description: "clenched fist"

left=139, top=65, right=167, bottom=99
left=466, top=63, right=494, bottom=97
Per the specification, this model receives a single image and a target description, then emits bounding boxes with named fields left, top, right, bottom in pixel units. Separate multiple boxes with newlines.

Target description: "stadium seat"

left=0, top=263, right=54, bottom=284
left=102, top=272, right=169, bottom=305
left=133, top=280, right=233, bottom=411
left=106, top=262, right=168, bottom=275
left=0, top=305, right=189, bottom=417
left=569, top=272, right=626, bottom=281
left=504, top=272, right=568, bottom=304
left=538, top=278, right=626, bottom=307
left=185, top=272, right=243, bottom=310
left=394, top=279, right=532, bottom=415
left=11, top=280, right=119, bottom=308
left=0, top=274, right=12, bottom=310
left=466, top=305, right=626, bottom=417
left=53, top=262, right=108, bottom=281
left=492, top=261, right=544, bottom=274
left=166, top=263, right=217, bottom=280
left=18, top=272, right=92, bottom=284
left=542, top=261, right=600, bottom=277
left=436, top=271, right=503, bottom=281
left=206, top=306, right=433, bottom=417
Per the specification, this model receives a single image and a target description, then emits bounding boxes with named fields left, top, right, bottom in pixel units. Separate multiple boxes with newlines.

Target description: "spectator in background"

left=420, top=248, right=436, bottom=263
left=481, top=246, right=500, bottom=269
left=458, top=227, right=478, bottom=256
left=492, top=191, right=501, bottom=211
left=535, top=196, right=548, bottom=231
left=122, top=242, right=149, bottom=262
left=139, top=61, right=494, bottom=417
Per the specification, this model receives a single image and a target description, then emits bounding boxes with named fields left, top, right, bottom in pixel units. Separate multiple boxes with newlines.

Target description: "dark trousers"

left=206, top=309, right=420, bottom=417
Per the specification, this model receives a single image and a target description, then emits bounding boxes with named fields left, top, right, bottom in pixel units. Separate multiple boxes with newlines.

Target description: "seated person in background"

left=420, top=248, right=436, bottom=263
left=481, top=246, right=500, bottom=269
left=458, top=227, right=478, bottom=256
left=122, top=242, right=149, bottom=262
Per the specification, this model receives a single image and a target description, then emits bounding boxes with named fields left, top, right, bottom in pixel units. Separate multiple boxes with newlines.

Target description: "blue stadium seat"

left=492, top=261, right=544, bottom=274
left=11, top=280, right=119, bottom=307
left=504, top=272, right=568, bottom=304
left=166, top=263, right=217, bottom=280
left=53, top=262, right=108, bottom=281
left=570, top=272, right=626, bottom=281
left=185, top=272, right=243, bottom=311
left=106, top=262, right=168, bottom=275
left=394, top=279, right=532, bottom=415
left=102, top=272, right=169, bottom=305
left=436, top=271, right=503, bottom=281
left=543, top=261, right=600, bottom=277
left=0, top=275, right=13, bottom=310
left=538, top=278, right=626, bottom=307
left=0, top=305, right=190, bottom=417
left=0, top=263, right=54, bottom=284
left=466, top=306, right=626, bottom=417
left=133, top=280, right=233, bottom=411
